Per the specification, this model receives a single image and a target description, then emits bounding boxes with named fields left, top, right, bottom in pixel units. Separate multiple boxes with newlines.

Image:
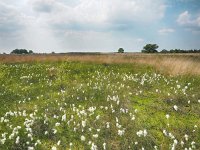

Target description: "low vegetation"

left=0, top=59, right=199, bottom=149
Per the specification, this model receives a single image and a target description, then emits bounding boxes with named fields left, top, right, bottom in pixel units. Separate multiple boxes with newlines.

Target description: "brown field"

left=1, top=53, right=200, bottom=75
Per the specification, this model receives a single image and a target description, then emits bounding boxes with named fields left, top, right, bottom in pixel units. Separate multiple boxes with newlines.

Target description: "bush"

left=118, top=48, right=124, bottom=53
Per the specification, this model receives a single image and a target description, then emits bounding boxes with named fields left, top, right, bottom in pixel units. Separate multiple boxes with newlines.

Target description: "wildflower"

left=118, top=129, right=125, bottom=136
left=96, top=115, right=100, bottom=120
left=81, top=135, right=86, bottom=141
left=143, top=129, right=147, bottom=137
left=0, top=138, right=6, bottom=144
left=91, top=143, right=97, bottom=150
left=103, top=143, right=106, bottom=150
left=55, top=122, right=60, bottom=127
left=82, top=120, right=86, bottom=128
left=184, top=134, right=189, bottom=141
left=15, top=136, right=20, bottom=144
left=136, top=129, right=147, bottom=137
left=93, top=134, right=98, bottom=138
left=57, top=140, right=61, bottom=145
left=106, top=122, right=110, bottom=128
left=52, top=129, right=57, bottom=134
left=28, top=147, right=34, bottom=150
left=154, top=146, right=158, bottom=150
left=166, top=114, right=170, bottom=119
left=173, top=105, right=178, bottom=111
left=181, top=141, right=184, bottom=147
left=52, top=146, right=57, bottom=150
left=135, top=141, right=138, bottom=145
left=61, top=114, right=66, bottom=121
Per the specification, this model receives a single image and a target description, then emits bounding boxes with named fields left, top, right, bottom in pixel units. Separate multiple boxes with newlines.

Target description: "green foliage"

left=118, top=48, right=124, bottom=53
left=0, top=62, right=199, bottom=149
left=142, top=44, right=159, bottom=53
left=11, top=49, right=34, bottom=54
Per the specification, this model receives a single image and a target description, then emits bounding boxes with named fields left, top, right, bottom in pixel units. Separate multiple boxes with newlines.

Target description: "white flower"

left=96, top=115, right=100, bottom=120
left=81, top=135, right=86, bottom=141
left=136, top=130, right=143, bottom=137
left=28, top=147, right=34, bottom=150
left=143, top=129, right=147, bottom=137
left=82, top=120, right=86, bottom=128
left=173, top=105, right=178, bottom=111
left=0, top=138, right=6, bottom=144
left=135, top=142, right=138, bottom=145
left=103, top=143, right=106, bottom=150
left=181, top=141, right=184, bottom=147
left=55, top=122, right=60, bottom=127
left=136, top=129, right=147, bottom=137
left=52, top=129, right=57, bottom=134
left=118, top=129, right=125, bottom=136
left=57, top=140, right=61, bottom=145
left=184, top=134, right=189, bottom=141
left=15, top=136, right=20, bottom=144
left=52, top=146, right=57, bottom=150
left=91, top=143, right=97, bottom=150
left=93, top=134, right=98, bottom=138
left=166, top=114, right=170, bottom=119
left=61, top=114, right=66, bottom=121
left=106, top=122, right=110, bottom=128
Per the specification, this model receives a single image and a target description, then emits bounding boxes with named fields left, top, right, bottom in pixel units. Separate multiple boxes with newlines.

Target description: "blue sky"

left=0, top=0, right=200, bottom=53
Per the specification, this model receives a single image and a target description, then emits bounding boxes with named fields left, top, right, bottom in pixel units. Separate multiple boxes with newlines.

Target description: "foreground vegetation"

left=0, top=61, right=199, bottom=149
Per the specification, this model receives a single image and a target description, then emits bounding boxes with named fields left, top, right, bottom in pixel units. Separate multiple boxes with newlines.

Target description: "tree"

left=29, top=50, right=33, bottom=54
left=160, top=49, right=169, bottom=53
left=142, top=44, right=159, bottom=53
left=118, top=48, right=124, bottom=53
left=11, top=49, right=29, bottom=54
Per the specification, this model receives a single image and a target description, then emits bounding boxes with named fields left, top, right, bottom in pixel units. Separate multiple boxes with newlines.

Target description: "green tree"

left=118, top=48, right=124, bottom=53
left=11, top=49, right=29, bottom=54
left=29, top=50, right=33, bottom=54
left=142, top=44, right=159, bottom=53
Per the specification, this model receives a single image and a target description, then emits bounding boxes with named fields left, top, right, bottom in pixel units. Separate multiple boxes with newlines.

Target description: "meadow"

left=0, top=54, right=199, bottom=150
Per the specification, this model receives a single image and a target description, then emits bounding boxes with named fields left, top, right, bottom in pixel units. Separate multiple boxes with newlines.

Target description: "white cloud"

left=158, top=28, right=175, bottom=35
left=177, top=11, right=192, bottom=25
left=30, top=0, right=166, bottom=26
left=177, top=11, right=200, bottom=34
left=0, top=0, right=166, bottom=52
left=177, top=11, right=200, bottom=27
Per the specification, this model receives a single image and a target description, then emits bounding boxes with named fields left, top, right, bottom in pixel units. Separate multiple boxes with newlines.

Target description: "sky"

left=0, top=0, right=200, bottom=53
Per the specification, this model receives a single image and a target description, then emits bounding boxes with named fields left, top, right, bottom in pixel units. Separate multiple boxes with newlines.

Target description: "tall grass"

left=1, top=53, right=200, bottom=75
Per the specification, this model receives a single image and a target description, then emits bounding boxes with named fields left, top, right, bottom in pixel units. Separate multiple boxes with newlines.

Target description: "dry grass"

left=1, top=53, right=200, bottom=75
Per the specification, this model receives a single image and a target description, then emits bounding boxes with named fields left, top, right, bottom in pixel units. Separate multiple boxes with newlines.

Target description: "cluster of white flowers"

left=136, top=129, right=147, bottom=137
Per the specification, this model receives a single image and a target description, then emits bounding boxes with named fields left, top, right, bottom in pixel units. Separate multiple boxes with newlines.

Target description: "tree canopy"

left=11, top=49, right=34, bottom=54
left=118, top=48, right=124, bottom=53
left=142, top=44, right=158, bottom=53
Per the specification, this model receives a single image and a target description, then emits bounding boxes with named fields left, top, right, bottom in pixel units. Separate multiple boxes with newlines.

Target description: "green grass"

left=0, top=61, right=199, bottom=150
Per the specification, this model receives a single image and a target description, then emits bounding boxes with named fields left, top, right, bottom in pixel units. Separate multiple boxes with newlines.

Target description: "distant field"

left=1, top=53, right=200, bottom=75
left=0, top=54, right=200, bottom=149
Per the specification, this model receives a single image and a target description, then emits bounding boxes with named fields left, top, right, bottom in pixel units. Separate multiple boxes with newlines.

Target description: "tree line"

left=8, top=46, right=200, bottom=54
left=118, top=44, right=200, bottom=53
left=11, top=49, right=33, bottom=54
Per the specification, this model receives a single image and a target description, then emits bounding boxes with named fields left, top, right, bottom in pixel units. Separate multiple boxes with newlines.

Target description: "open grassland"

left=1, top=53, right=200, bottom=75
left=0, top=54, right=200, bottom=149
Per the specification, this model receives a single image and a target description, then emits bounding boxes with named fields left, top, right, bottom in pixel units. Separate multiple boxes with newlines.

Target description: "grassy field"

left=0, top=54, right=200, bottom=149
